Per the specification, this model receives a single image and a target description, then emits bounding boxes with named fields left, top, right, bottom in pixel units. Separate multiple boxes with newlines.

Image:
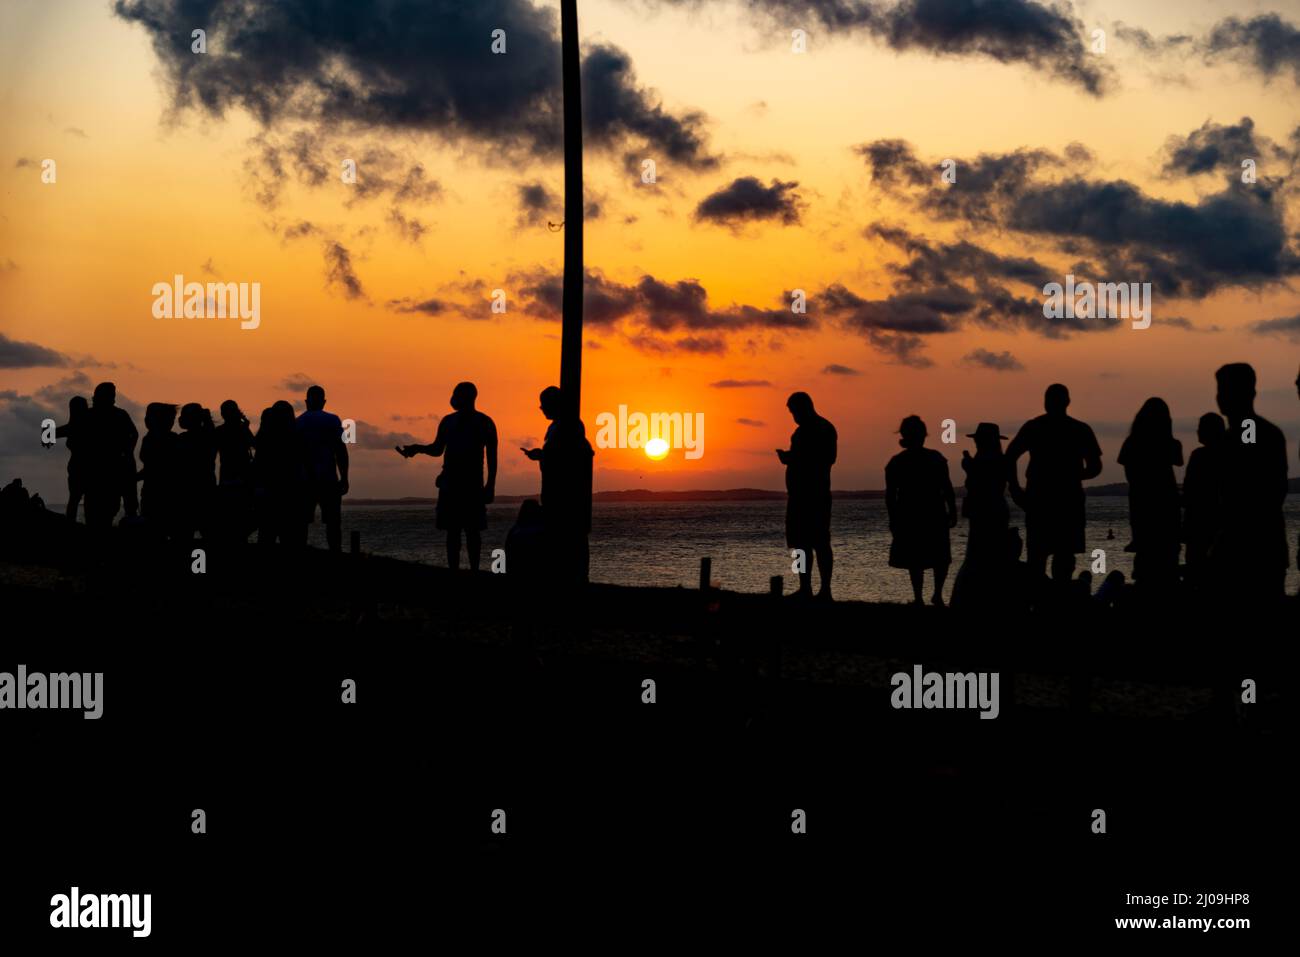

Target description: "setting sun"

left=645, top=437, right=670, bottom=460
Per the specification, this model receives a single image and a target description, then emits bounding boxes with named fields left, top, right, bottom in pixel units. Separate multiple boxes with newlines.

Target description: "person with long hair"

left=1117, top=397, right=1183, bottom=588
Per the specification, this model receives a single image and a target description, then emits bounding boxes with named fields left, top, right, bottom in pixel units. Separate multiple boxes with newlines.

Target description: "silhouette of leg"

left=466, top=529, right=481, bottom=571
left=814, top=542, right=833, bottom=599
left=908, top=568, right=924, bottom=604
left=795, top=539, right=813, bottom=595
left=932, top=563, right=949, bottom=605
left=446, top=528, right=462, bottom=570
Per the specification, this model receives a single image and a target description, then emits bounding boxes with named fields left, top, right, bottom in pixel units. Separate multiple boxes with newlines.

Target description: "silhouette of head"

left=179, top=403, right=206, bottom=430
left=517, top=499, right=543, bottom=525
left=220, top=399, right=244, bottom=424
left=966, top=422, right=1007, bottom=453
left=1215, top=363, right=1256, bottom=419
left=1044, top=383, right=1070, bottom=415
left=92, top=382, right=116, bottom=408
left=539, top=386, right=566, bottom=421
left=451, top=381, right=478, bottom=412
left=144, top=402, right=177, bottom=432
left=271, top=400, right=295, bottom=425
left=786, top=391, right=815, bottom=425
left=69, top=396, right=88, bottom=418
left=897, top=415, right=927, bottom=449
left=305, top=385, right=326, bottom=411
left=1196, top=412, right=1226, bottom=446
left=1129, top=397, right=1172, bottom=441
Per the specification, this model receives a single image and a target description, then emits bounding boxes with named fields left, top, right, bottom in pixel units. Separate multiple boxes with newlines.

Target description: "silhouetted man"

left=776, top=392, right=837, bottom=600
left=397, top=382, right=498, bottom=571
left=1005, top=384, right=1102, bottom=581
left=522, top=386, right=593, bottom=583
left=1211, top=363, right=1289, bottom=602
left=83, top=382, right=139, bottom=532
left=296, top=385, right=349, bottom=552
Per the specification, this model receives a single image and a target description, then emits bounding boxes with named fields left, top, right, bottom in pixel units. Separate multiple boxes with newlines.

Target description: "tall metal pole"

left=559, top=0, right=583, bottom=414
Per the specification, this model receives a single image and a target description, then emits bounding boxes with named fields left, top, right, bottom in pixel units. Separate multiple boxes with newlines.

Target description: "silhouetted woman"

left=253, top=401, right=302, bottom=546
left=138, top=402, right=180, bottom=539
left=1117, top=397, right=1183, bottom=587
left=175, top=403, right=217, bottom=540
left=960, top=422, right=1010, bottom=563
left=215, top=399, right=256, bottom=543
left=886, top=415, right=958, bottom=606
left=53, top=396, right=89, bottom=522
left=1182, top=412, right=1225, bottom=576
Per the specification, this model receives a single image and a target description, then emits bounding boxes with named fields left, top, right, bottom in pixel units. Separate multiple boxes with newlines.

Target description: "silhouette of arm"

left=1004, top=424, right=1028, bottom=486
left=884, top=463, right=898, bottom=530
left=335, top=424, right=350, bottom=494
left=941, top=456, right=958, bottom=528
left=1080, top=426, right=1102, bottom=481
left=485, top=418, right=498, bottom=503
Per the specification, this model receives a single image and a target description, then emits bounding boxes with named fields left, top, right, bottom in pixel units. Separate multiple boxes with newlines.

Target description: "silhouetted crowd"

left=11, top=362, right=1298, bottom=607
left=42, top=381, right=350, bottom=552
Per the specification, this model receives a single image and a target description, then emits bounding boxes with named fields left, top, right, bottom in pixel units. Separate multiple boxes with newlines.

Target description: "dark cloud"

left=710, top=379, right=771, bottom=388
left=1250, top=313, right=1300, bottom=341
left=1160, top=117, right=1280, bottom=177
left=736, top=417, right=765, bottom=427
left=857, top=141, right=1067, bottom=224
left=508, top=267, right=813, bottom=351
left=113, top=0, right=718, bottom=170
left=962, top=348, right=1025, bottom=371
left=822, top=363, right=859, bottom=375
left=859, top=135, right=1300, bottom=299
left=1, top=333, right=70, bottom=369
left=694, top=176, right=802, bottom=226
left=692, top=0, right=1107, bottom=93
left=1204, top=14, right=1300, bottom=83
left=64, top=127, right=88, bottom=138
left=350, top=420, right=420, bottom=450
left=387, top=207, right=428, bottom=243
left=388, top=297, right=446, bottom=316
left=278, top=373, right=317, bottom=391
left=323, top=241, right=365, bottom=299
left=517, top=181, right=561, bottom=227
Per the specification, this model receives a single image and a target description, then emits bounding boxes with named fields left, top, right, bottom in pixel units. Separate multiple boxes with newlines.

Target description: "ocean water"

left=309, top=497, right=1300, bottom=603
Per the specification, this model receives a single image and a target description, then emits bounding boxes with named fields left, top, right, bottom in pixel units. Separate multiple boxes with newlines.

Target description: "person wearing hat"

left=885, top=415, right=958, bottom=606
left=960, top=423, right=1012, bottom=566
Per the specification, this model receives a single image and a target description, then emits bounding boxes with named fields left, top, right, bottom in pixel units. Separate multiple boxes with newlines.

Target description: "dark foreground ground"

left=0, top=514, right=1291, bottom=944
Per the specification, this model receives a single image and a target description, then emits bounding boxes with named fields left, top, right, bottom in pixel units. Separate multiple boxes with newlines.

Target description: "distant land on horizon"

left=347, top=478, right=1300, bottom=506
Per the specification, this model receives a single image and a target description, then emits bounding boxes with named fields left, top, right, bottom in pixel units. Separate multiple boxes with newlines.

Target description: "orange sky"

left=3, top=0, right=1298, bottom=498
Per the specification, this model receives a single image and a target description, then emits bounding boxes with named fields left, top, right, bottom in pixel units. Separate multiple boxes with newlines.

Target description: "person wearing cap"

left=885, top=415, right=958, bottom=606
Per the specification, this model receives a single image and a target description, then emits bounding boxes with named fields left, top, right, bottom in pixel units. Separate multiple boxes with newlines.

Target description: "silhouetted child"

left=1182, top=412, right=1225, bottom=574
left=886, top=415, right=957, bottom=606
left=1094, top=569, right=1130, bottom=608
left=138, top=402, right=179, bottom=539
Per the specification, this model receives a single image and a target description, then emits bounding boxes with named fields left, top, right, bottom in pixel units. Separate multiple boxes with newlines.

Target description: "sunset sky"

left=3, top=0, right=1299, bottom=498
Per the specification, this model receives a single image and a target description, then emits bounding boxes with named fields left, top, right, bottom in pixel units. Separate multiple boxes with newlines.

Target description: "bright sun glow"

left=645, top=437, right=670, bottom=460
